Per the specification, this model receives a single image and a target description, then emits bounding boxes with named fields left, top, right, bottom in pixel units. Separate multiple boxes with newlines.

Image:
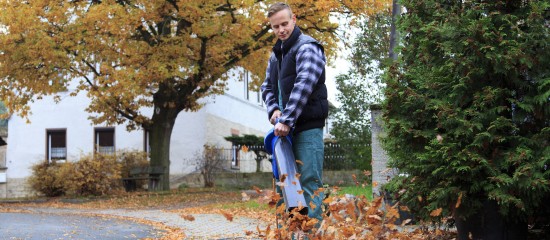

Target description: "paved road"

left=0, top=207, right=267, bottom=240
left=0, top=212, right=162, bottom=240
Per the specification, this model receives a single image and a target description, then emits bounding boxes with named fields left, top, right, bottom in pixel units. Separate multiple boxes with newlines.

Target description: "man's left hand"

left=274, top=122, right=290, bottom=137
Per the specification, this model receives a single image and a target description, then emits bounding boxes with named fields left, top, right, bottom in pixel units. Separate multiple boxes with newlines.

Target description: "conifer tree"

left=383, top=1, right=549, bottom=238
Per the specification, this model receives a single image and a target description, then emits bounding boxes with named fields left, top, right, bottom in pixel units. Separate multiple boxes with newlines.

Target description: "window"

left=94, top=127, right=115, bottom=155
left=46, top=129, right=66, bottom=162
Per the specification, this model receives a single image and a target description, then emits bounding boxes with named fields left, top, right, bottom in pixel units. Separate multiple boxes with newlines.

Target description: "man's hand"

left=274, top=122, right=291, bottom=137
left=270, top=110, right=282, bottom=125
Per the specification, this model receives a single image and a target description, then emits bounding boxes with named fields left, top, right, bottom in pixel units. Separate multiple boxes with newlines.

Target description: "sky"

left=323, top=28, right=357, bottom=108
left=325, top=52, right=352, bottom=108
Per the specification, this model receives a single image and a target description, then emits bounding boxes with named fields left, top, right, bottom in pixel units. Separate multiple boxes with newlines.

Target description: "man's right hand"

left=270, top=110, right=282, bottom=125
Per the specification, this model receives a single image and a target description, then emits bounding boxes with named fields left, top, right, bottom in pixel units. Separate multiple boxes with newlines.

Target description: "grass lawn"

left=332, top=185, right=373, bottom=201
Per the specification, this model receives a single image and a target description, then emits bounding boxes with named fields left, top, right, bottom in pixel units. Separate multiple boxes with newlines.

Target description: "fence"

left=210, top=142, right=369, bottom=171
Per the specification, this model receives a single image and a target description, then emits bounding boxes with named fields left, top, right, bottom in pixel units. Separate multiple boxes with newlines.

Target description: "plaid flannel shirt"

left=261, top=43, right=326, bottom=128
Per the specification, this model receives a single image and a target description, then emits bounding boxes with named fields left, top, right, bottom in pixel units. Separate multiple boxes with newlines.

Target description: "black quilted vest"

left=268, top=27, right=328, bottom=133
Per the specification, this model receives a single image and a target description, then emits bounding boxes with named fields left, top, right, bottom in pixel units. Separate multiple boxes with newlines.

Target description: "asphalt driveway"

left=0, top=212, right=162, bottom=240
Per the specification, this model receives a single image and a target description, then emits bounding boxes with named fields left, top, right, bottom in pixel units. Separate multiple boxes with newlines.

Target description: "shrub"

left=29, top=150, right=150, bottom=197
left=28, top=161, right=65, bottom=197
left=117, top=150, right=149, bottom=178
left=65, top=153, right=121, bottom=196
left=117, top=149, right=150, bottom=190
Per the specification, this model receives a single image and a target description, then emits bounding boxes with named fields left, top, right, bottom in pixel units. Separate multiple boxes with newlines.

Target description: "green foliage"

left=338, top=185, right=374, bottom=201
left=383, top=0, right=550, bottom=223
left=331, top=11, right=393, bottom=171
left=224, top=134, right=264, bottom=146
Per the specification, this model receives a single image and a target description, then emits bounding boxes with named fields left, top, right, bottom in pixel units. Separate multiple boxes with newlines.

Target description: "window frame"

left=46, top=128, right=67, bottom=163
left=94, top=127, right=115, bottom=155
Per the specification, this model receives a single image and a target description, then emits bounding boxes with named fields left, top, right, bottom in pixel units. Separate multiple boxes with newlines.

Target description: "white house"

left=0, top=67, right=336, bottom=198
left=0, top=67, right=279, bottom=198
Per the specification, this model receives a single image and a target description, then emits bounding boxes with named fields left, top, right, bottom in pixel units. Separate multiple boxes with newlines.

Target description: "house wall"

left=2, top=68, right=273, bottom=197
left=5, top=90, right=145, bottom=179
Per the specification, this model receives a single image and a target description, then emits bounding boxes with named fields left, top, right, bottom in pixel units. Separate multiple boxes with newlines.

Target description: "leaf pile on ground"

left=2, top=188, right=241, bottom=210
left=1, top=186, right=458, bottom=239
left=246, top=185, right=456, bottom=240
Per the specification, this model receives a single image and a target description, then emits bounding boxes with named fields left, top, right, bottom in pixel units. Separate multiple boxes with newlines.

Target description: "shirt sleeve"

left=261, top=53, right=280, bottom=120
left=278, top=43, right=326, bottom=128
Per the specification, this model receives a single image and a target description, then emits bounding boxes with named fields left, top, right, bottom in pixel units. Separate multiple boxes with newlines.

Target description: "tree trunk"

left=455, top=200, right=528, bottom=240
left=149, top=103, right=179, bottom=191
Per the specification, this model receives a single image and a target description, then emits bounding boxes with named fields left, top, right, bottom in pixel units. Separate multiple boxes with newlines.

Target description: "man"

left=261, top=2, right=329, bottom=224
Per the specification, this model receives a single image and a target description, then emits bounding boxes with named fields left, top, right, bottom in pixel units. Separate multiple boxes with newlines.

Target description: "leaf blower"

left=264, top=128, right=308, bottom=214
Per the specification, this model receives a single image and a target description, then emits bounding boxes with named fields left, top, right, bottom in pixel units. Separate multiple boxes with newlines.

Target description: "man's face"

left=269, top=9, right=296, bottom=41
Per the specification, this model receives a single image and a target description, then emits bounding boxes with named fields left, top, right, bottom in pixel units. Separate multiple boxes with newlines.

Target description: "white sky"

left=325, top=52, right=351, bottom=108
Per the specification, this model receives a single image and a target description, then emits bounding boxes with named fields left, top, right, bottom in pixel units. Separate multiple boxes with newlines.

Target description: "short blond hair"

left=267, top=2, right=293, bottom=18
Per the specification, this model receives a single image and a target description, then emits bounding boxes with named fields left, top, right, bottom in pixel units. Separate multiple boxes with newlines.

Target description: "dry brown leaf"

left=296, top=160, right=304, bottom=165
left=430, top=208, right=443, bottom=217
left=309, top=201, right=317, bottom=210
left=295, top=173, right=301, bottom=179
left=298, top=200, right=304, bottom=210
left=180, top=214, right=195, bottom=221
left=363, top=170, right=372, bottom=176
left=455, top=192, right=463, bottom=209
left=256, top=225, right=263, bottom=237
left=297, top=190, right=304, bottom=195
left=253, top=186, right=263, bottom=194
left=221, top=210, right=234, bottom=221
left=280, top=174, right=288, bottom=183
left=368, top=214, right=382, bottom=220
left=292, top=181, right=297, bottom=185
left=314, top=187, right=324, bottom=197
left=241, top=191, right=250, bottom=202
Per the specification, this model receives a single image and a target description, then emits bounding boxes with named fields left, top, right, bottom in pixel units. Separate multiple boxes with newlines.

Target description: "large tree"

left=331, top=10, right=392, bottom=171
left=0, top=1, right=387, bottom=190
left=383, top=0, right=549, bottom=238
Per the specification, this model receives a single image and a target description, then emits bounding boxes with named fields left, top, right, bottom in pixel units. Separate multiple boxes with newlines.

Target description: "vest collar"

left=273, top=26, right=302, bottom=56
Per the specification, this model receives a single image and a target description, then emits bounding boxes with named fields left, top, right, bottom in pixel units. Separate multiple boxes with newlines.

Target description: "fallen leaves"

left=220, top=210, right=234, bottom=222
left=241, top=191, right=250, bottom=202
left=180, top=214, right=195, bottom=221
left=1, top=186, right=458, bottom=239
left=253, top=186, right=263, bottom=194
left=430, top=208, right=443, bottom=217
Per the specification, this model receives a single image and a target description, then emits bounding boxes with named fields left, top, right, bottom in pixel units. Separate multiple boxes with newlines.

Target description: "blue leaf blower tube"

left=264, top=128, right=308, bottom=214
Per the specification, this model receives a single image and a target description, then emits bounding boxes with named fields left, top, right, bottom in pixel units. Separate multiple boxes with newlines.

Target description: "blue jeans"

left=293, top=128, right=324, bottom=222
